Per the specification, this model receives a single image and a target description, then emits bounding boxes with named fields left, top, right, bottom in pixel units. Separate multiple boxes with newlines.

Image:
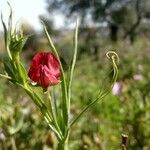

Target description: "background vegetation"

left=0, top=0, right=150, bottom=149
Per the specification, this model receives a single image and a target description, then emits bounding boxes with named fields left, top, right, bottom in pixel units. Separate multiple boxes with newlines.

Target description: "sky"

left=0, top=0, right=65, bottom=31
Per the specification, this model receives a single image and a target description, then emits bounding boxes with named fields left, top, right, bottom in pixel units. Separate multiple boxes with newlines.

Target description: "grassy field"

left=0, top=36, right=150, bottom=149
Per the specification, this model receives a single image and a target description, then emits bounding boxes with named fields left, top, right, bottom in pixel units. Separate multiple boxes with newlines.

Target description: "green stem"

left=0, top=74, right=11, bottom=80
left=57, top=138, right=69, bottom=150
left=43, top=25, right=68, bottom=129
left=70, top=91, right=106, bottom=127
left=46, top=91, right=63, bottom=138
left=14, top=53, right=26, bottom=85
left=11, top=137, right=17, bottom=150
left=70, top=51, right=119, bottom=127
left=20, top=84, right=63, bottom=140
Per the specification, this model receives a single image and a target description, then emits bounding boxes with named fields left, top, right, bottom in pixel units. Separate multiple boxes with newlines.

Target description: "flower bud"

left=9, top=31, right=27, bottom=59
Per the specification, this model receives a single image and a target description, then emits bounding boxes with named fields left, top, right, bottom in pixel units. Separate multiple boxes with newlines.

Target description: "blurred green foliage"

left=0, top=32, right=150, bottom=149
left=46, top=0, right=150, bottom=42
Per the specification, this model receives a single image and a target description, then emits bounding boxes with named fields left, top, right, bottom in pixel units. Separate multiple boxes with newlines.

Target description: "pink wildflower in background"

left=112, top=81, right=122, bottom=95
left=133, top=74, right=143, bottom=81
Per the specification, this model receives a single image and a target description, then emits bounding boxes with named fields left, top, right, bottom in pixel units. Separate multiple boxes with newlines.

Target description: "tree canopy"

left=46, top=0, right=150, bottom=42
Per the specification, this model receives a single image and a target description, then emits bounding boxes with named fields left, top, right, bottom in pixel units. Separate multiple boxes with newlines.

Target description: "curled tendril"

left=106, top=51, right=119, bottom=89
left=106, top=51, right=119, bottom=64
left=70, top=51, right=119, bottom=127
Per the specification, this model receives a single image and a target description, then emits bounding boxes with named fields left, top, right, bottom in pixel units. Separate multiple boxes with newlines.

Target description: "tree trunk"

left=109, top=23, right=119, bottom=42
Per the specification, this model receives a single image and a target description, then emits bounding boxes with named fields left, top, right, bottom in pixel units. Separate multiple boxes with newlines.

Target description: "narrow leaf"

left=43, top=24, right=68, bottom=127
left=8, top=1, right=13, bottom=36
left=67, top=19, right=79, bottom=112
left=4, top=60, right=15, bottom=79
left=1, top=13, right=12, bottom=59
left=1, top=14, right=8, bottom=47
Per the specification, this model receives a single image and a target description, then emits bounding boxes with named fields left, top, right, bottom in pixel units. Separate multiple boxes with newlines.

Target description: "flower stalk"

left=57, top=137, right=69, bottom=150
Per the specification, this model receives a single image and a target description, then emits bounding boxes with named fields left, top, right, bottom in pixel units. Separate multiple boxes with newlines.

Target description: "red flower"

left=28, top=52, right=61, bottom=89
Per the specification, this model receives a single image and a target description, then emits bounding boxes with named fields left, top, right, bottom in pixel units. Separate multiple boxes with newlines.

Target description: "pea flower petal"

left=28, top=52, right=61, bottom=89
